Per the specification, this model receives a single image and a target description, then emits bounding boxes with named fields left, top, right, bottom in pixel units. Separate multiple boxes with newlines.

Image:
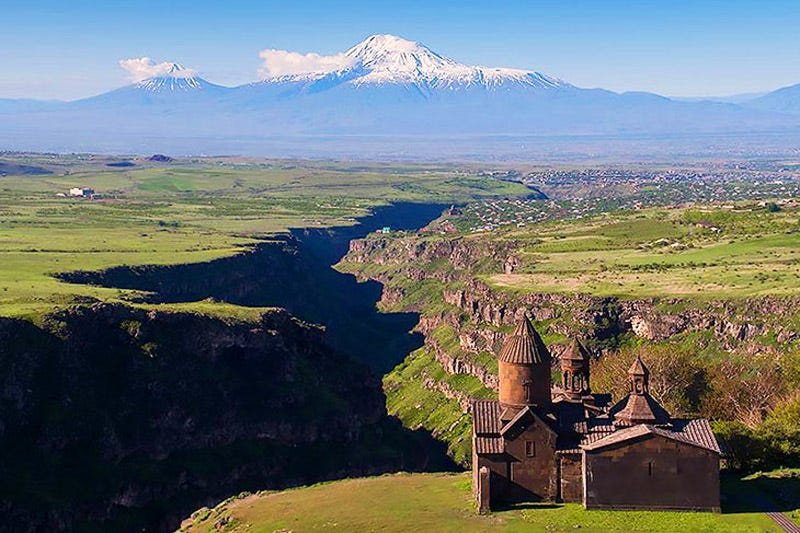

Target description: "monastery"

left=472, top=314, right=721, bottom=512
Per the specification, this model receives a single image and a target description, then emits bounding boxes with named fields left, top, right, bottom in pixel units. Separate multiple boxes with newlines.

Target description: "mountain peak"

left=349, top=34, right=433, bottom=57
left=334, top=34, right=565, bottom=91
left=344, top=34, right=460, bottom=80
left=133, top=64, right=215, bottom=93
left=135, top=75, right=204, bottom=92
left=164, top=63, right=189, bottom=75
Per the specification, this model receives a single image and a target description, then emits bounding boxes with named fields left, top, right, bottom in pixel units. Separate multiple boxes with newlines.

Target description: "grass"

left=179, top=472, right=787, bottom=533
left=467, top=206, right=800, bottom=299
left=0, top=158, right=529, bottom=317
left=383, top=347, right=492, bottom=464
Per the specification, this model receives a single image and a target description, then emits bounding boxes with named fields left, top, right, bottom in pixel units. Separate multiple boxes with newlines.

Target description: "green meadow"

left=180, top=471, right=797, bottom=533
left=0, top=159, right=529, bottom=317
left=480, top=205, right=800, bottom=299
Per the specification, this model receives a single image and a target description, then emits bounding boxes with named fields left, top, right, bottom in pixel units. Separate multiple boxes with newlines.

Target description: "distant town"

left=451, top=167, right=800, bottom=233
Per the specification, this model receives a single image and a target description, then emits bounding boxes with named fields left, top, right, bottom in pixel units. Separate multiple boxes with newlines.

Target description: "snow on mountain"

left=135, top=63, right=207, bottom=92
left=2, top=33, right=799, bottom=156
left=71, top=63, right=229, bottom=108
left=260, top=34, right=567, bottom=93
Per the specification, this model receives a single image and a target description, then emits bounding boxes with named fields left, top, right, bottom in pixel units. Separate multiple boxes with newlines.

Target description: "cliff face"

left=346, top=235, right=800, bottom=347
left=339, top=234, right=800, bottom=464
left=57, top=236, right=423, bottom=374
left=0, top=304, right=449, bottom=532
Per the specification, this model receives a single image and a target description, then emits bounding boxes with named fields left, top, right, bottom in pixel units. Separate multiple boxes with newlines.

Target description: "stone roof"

left=564, top=339, right=591, bottom=362
left=472, top=400, right=718, bottom=457
left=610, top=392, right=671, bottom=426
left=582, top=420, right=720, bottom=454
left=500, top=406, right=536, bottom=437
left=628, top=355, right=649, bottom=376
left=475, top=435, right=504, bottom=454
left=498, top=314, right=551, bottom=364
left=472, top=399, right=501, bottom=435
left=670, top=418, right=721, bottom=453
left=557, top=421, right=617, bottom=454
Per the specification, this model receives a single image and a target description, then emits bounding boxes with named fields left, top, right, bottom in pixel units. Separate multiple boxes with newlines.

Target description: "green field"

left=469, top=205, right=800, bottom=299
left=179, top=472, right=797, bottom=533
left=0, top=157, right=529, bottom=317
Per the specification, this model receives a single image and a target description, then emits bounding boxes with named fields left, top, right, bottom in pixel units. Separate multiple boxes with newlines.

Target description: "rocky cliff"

left=0, top=304, right=450, bottom=531
left=339, top=234, right=800, bottom=463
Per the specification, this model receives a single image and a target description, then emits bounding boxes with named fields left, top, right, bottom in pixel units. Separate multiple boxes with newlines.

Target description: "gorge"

left=0, top=202, right=454, bottom=531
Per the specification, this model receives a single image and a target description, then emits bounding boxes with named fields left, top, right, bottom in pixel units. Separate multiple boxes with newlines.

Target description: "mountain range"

left=2, top=34, right=800, bottom=157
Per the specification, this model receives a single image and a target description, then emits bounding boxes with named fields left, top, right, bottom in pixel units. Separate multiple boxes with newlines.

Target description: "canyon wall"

left=340, top=234, right=800, bottom=463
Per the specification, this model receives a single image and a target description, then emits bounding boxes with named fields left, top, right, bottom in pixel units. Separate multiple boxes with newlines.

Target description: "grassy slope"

left=0, top=161, right=529, bottom=317
left=383, top=347, right=491, bottom=465
left=179, top=472, right=793, bottom=533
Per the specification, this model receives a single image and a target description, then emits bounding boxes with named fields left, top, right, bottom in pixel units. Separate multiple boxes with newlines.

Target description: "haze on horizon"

left=1, top=0, right=799, bottom=101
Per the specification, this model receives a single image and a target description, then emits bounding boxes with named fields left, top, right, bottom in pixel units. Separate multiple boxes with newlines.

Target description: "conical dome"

left=564, top=339, right=591, bottom=362
left=498, top=314, right=550, bottom=364
left=628, top=355, right=649, bottom=377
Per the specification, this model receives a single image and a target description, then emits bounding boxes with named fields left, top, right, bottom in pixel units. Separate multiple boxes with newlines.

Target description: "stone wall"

left=583, top=434, right=720, bottom=511
left=558, top=453, right=583, bottom=502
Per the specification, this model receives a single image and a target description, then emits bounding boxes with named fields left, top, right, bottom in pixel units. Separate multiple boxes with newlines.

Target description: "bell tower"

left=613, top=355, right=671, bottom=426
left=561, top=339, right=591, bottom=401
left=497, top=313, right=552, bottom=410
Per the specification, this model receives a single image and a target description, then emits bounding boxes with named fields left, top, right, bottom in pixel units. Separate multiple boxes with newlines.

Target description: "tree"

left=704, top=357, right=786, bottom=428
left=591, top=344, right=708, bottom=414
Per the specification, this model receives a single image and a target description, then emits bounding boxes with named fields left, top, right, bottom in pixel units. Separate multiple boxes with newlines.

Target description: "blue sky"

left=1, top=0, right=799, bottom=100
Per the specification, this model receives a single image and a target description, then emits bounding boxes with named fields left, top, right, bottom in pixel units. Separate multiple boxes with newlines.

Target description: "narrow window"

left=648, top=461, right=653, bottom=477
left=525, top=441, right=535, bottom=457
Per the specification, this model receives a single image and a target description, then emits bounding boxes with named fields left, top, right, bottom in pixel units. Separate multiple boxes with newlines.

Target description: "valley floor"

left=179, top=471, right=799, bottom=533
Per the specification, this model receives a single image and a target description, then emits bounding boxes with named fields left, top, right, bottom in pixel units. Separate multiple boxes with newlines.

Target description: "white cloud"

left=118, top=57, right=196, bottom=82
left=257, top=49, right=354, bottom=78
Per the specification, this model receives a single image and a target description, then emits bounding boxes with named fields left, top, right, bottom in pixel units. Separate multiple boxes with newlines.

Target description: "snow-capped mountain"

left=1, top=34, right=799, bottom=157
left=71, top=64, right=229, bottom=109
left=260, top=34, right=567, bottom=94
left=134, top=63, right=210, bottom=92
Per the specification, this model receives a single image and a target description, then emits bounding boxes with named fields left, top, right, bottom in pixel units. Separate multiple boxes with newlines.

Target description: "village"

left=448, top=168, right=800, bottom=233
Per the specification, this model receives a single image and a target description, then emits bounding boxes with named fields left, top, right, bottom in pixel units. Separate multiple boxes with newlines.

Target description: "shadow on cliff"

left=0, top=307, right=457, bottom=532
left=57, top=202, right=448, bottom=374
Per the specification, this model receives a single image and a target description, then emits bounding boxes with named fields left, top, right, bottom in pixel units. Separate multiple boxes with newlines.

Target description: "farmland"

left=0, top=155, right=528, bottom=317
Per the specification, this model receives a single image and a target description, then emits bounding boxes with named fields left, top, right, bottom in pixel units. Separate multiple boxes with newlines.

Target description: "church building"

left=472, top=314, right=721, bottom=512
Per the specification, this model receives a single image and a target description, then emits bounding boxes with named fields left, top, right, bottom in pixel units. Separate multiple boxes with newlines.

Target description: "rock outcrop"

left=0, top=304, right=451, bottom=532
left=340, top=232, right=800, bottom=463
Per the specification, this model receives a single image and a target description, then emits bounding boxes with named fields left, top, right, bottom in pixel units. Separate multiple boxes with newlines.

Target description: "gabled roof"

left=500, top=406, right=557, bottom=439
left=475, top=436, right=504, bottom=454
left=581, top=421, right=720, bottom=454
left=472, top=399, right=501, bottom=435
left=670, top=418, right=721, bottom=453
left=500, top=406, right=536, bottom=436
left=498, top=314, right=551, bottom=364
left=610, top=393, right=671, bottom=426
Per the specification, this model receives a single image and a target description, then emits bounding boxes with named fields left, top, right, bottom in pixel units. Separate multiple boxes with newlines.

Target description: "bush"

left=714, top=395, right=800, bottom=472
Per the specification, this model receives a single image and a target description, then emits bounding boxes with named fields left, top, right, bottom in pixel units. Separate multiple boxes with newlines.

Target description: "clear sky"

left=1, top=0, right=799, bottom=100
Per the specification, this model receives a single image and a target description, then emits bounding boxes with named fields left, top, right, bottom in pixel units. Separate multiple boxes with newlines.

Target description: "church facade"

left=472, top=314, right=721, bottom=512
